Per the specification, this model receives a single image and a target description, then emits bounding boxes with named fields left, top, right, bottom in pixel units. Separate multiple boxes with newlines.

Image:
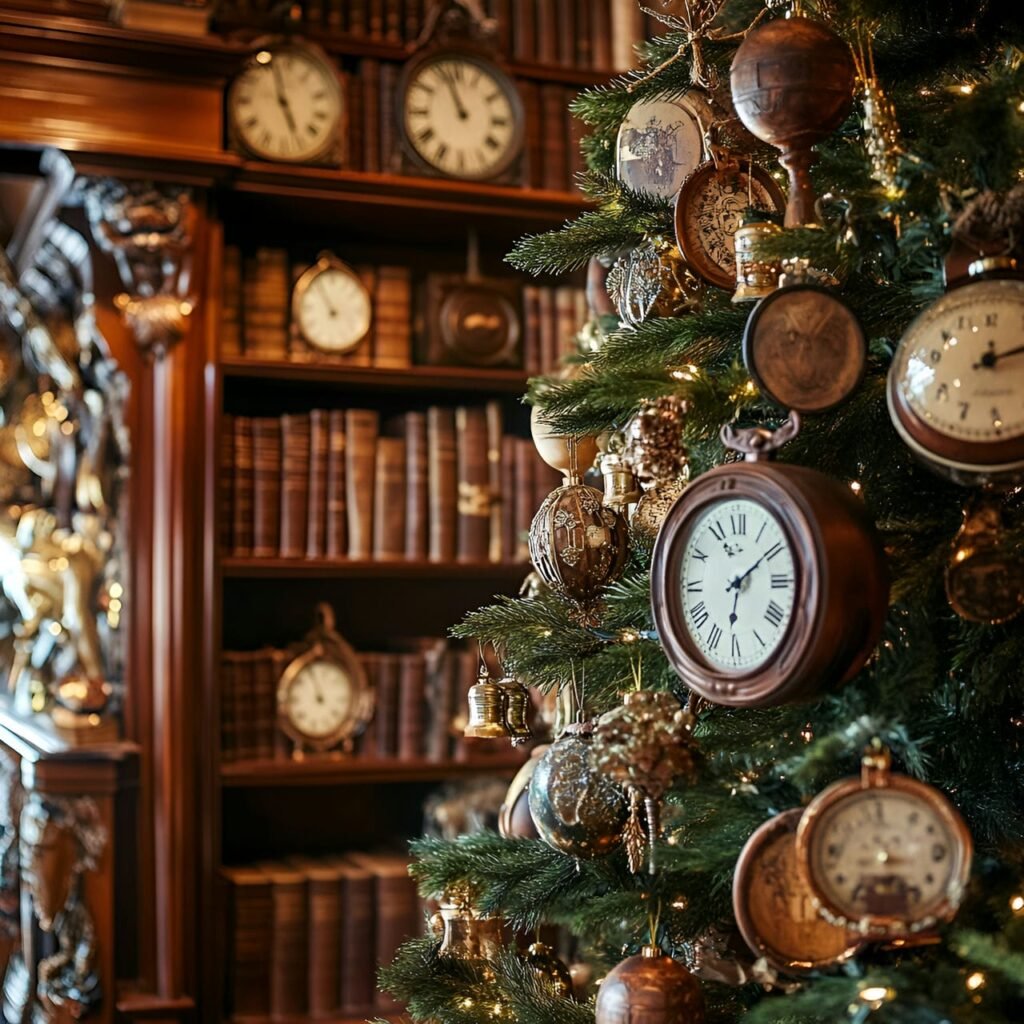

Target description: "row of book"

left=223, top=851, right=420, bottom=1020
left=221, top=642, right=519, bottom=764
left=221, top=404, right=562, bottom=564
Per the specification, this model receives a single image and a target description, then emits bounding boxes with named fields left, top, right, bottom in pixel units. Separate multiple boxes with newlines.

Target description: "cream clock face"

left=229, top=46, right=342, bottom=163
left=679, top=498, right=796, bottom=672
left=294, top=261, right=371, bottom=353
left=402, top=55, right=522, bottom=180
left=283, top=658, right=353, bottom=740
left=891, top=278, right=1024, bottom=444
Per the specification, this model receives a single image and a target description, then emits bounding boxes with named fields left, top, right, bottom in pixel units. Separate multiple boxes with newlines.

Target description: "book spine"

left=501, top=434, right=517, bottom=563
left=339, top=868, right=375, bottom=1014
left=349, top=0, right=367, bottom=35
left=344, top=409, right=379, bottom=560
left=567, top=87, right=587, bottom=192
left=535, top=0, right=557, bottom=64
left=307, top=409, right=329, bottom=558
left=221, top=414, right=235, bottom=554
left=493, top=0, right=512, bottom=57
left=379, top=61, right=399, bottom=173
left=520, top=80, right=543, bottom=190
left=555, top=285, right=579, bottom=365
left=512, top=0, right=535, bottom=62
left=404, top=411, right=429, bottom=560
left=574, top=0, right=591, bottom=68
left=268, top=871, right=309, bottom=1018
left=373, top=868, right=418, bottom=1012
left=375, top=653, right=400, bottom=758
left=325, top=409, right=347, bottom=558
left=540, top=85, right=569, bottom=192
left=556, top=0, right=575, bottom=68
left=232, top=416, right=254, bottom=556
left=374, top=266, right=412, bottom=368
left=222, top=244, right=242, bottom=356
left=455, top=406, right=491, bottom=564
left=592, top=0, right=613, bottom=69
left=485, top=401, right=503, bottom=564
left=515, top=438, right=537, bottom=563
left=252, top=417, right=282, bottom=558
left=427, top=406, right=457, bottom=563
left=397, top=653, right=426, bottom=760
left=346, top=69, right=364, bottom=172
left=252, top=649, right=278, bottom=760
left=305, top=871, right=341, bottom=1018
left=361, top=58, right=381, bottom=173
left=522, top=286, right=542, bottom=375
left=372, top=435, right=407, bottom=561
left=224, top=871, right=273, bottom=1018
left=279, top=412, right=311, bottom=559
left=367, top=0, right=384, bottom=39
left=424, top=644, right=452, bottom=762
left=538, top=287, right=557, bottom=375
left=611, top=0, right=644, bottom=71
left=384, top=0, right=401, bottom=40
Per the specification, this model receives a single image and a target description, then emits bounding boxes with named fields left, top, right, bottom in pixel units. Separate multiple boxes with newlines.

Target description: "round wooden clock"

left=227, top=42, right=343, bottom=165
left=733, top=808, right=860, bottom=973
left=277, top=603, right=374, bottom=755
left=438, top=282, right=520, bottom=365
left=398, top=51, right=524, bottom=181
left=796, top=746, right=973, bottom=938
left=650, top=415, right=889, bottom=708
left=674, top=159, right=786, bottom=290
left=888, top=258, right=1024, bottom=485
left=291, top=251, right=372, bottom=355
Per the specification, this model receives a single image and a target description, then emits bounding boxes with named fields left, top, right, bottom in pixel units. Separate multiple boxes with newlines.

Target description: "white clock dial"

left=892, top=278, right=1024, bottom=443
left=809, top=791, right=962, bottom=922
left=286, top=659, right=353, bottom=740
left=296, top=267, right=371, bottom=353
left=403, top=56, right=521, bottom=180
left=230, top=47, right=341, bottom=163
left=679, top=498, right=796, bottom=672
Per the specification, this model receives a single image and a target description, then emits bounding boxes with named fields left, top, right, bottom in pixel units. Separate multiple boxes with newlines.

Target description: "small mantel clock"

left=397, top=0, right=524, bottom=184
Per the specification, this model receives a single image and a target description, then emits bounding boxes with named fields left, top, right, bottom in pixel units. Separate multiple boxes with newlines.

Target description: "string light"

left=858, top=984, right=894, bottom=1009
left=849, top=480, right=863, bottom=495
left=959, top=83, right=975, bottom=95
left=966, top=971, right=986, bottom=992
left=1010, top=894, right=1024, bottom=914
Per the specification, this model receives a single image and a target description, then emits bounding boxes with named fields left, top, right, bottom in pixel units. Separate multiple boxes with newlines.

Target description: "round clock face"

left=229, top=46, right=342, bottom=164
left=283, top=658, right=354, bottom=740
left=802, top=785, right=970, bottom=930
left=402, top=54, right=522, bottom=180
left=679, top=497, right=796, bottom=672
left=294, top=261, right=372, bottom=353
left=889, top=278, right=1024, bottom=477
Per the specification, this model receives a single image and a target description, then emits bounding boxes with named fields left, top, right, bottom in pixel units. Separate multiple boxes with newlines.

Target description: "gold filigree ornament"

left=606, top=237, right=704, bottom=328
left=852, top=26, right=904, bottom=199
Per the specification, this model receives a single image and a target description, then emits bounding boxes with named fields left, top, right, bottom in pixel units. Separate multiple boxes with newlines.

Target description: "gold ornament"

left=853, top=29, right=903, bottom=197
left=593, top=690, right=699, bottom=873
left=530, top=405, right=599, bottom=482
left=607, top=238, right=703, bottom=328
left=633, top=479, right=688, bottom=546
left=624, top=396, right=690, bottom=483
left=732, top=218, right=783, bottom=303
left=500, top=675, right=532, bottom=745
left=434, top=886, right=506, bottom=961
left=522, top=941, right=573, bottom=998
left=464, top=664, right=512, bottom=740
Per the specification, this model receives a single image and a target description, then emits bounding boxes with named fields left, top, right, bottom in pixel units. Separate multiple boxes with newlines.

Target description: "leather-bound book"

left=555, top=285, right=579, bottom=364
left=344, top=69, right=364, bottom=171
left=535, top=0, right=556, bottom=64
left=307, top=409, right=329, bottom=558
left=427, top=406, right=457, bottom=563
left=325, top=409, right=347, bottom=559
left=373, top=435, right=407, bottom=561
left=556, top=0, right=575, bottom=67
left=221, top=414, right=234, bottom=553
left=361, top=58, right=381, bottom=172
left=568, top=94, right=587, bottom=191
left=232, top=416, right=254, bottom=557
left=220, top=654, right=237, bottom=764
left=262, top=862, right=309, bottom=1020
left=345, top=409, right=379, bottom=560
left=592, top=0, right=613, bottom=69
left=356, top=652, right=378, bottom=756
left=223, top=867, right=273, bottom=1019
left=540, top=85, right=569, bottom=191
left=346, top=264, right=375, bottom=367
left=515, top=439, right=537, bottom=563
left=455, top=406, right=490, bottom=564
left=522, top=286, right=542, bottom=374
left=286, top=857, right=342, bottom=1020
left=501, top=434, right=517, bottom=562
left=493, top=0, right=511, bottom=56
left=252, top=418, right=282, bottom=558
left=379, top=62, right=399, bottom=173
left=252, top=648, right=279, bottom=760
left=404, top=412, right=429, bottom=560
left=424, top=642, right=452, bottom=761
left=384, top=0, right=401, bottom=40
left=336, top=858, right=376, bottom=1015
left=349, top=0, right=367, bottom=35
left=375, top=653, right=400, bottom=757
left=374, top=266, right=412, bottom=368
left=367, top=0, right=384, bottom=38
left=398, top=653, right=426, bottom=761
left=227, top=651, right=258, bottom=762
left=485, top=402, right=503, bottom=563
left=611, top=0, right=644, bottom=71
left=280, top=413, right=311, bottom=559
left=574, top=0, right=592, bottom=67
left=520, top=80, right=543, bottom=190
left=512, top=0, right=535, bottom=62
left=404, top=0, right=421, bottom=42
left=272, top=648, right=293, bottom=761
left=538, top=287, right=557, bottom=374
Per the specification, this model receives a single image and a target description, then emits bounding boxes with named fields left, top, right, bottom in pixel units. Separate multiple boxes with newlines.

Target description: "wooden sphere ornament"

left=530, top=406, right=599, bottom=480
left=527, top=723, right=627, bottom=859
left=595, top=946, right=705, bottom=1024
left=650, top=415, right=889, bottom=708
left=796, top=746, right=973, bottom=938
left=733, top=809, right=860, bottom=973
left=730, top=17, right=855, bottom=227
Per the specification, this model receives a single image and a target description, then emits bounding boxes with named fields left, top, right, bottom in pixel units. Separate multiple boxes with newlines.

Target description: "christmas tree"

left=381, top=2, right=1024, bottom=1020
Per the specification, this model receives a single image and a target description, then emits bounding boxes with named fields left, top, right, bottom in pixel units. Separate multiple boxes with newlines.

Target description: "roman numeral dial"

left=402, top=55, right=521, bottom=180
left=679, top=498, right=796, bottom=671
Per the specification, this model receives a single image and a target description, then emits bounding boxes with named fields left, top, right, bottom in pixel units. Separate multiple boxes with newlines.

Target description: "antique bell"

left=601, top=450, right=642, bottom=513
left=499, top=676, right=532, bottom=745
left=732, top=219, right=782, bottom=302
left=464, top=666, right=511, bottom=739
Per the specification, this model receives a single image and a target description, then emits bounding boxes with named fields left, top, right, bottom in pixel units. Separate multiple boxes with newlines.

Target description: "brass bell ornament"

left=500, top=676, right=532, bottom=746
left=464, top=666, right=511, bottom=739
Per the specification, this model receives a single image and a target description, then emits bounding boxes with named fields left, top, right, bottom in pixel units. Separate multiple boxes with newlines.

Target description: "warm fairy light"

left=256, top=50, right=272, bottom=64
left=966, top=971, right=986, bottom=991
left=461, top=998, right=474, bottom=1009
left=959, top=83, right=974, bottom=95
left=800, top=723, right=814, bottom=743
left=671, top=895, right=688, bottom=910
left=849, top=480, right=862, bottom=495
left=670, top=364, right=700, bottom=382
left=620, top=628, right=639, bottom=644
left=1010, top=894, right=1024, bottom=914
left=858, top=985, right=894, bottom=1008
left=1018, top=100, right=1024, bottom=112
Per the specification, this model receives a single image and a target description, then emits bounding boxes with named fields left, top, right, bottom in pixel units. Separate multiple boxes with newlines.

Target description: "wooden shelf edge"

left=221, top=754, right=527, bottom=787
left=220, top=557, right=530, bottom=580
left=220, top=358, right=530, bottom=394
left=227, top=1015, right=401, bottom=1024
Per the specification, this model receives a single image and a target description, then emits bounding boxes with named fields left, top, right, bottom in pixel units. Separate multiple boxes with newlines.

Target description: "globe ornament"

left=528, top=723, right=627, bottom=859
left=595, top=946, right=706, bottom=1024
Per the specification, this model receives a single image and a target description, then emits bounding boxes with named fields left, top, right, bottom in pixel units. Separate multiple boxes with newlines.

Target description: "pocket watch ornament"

left=945, top=495, right=1024, bottom=625
left=592, top=690, right=699, bottom=873
left=607, top=238, right=703, bottom=328
left=527, top=722, right=628, bottom=859
left=595, top=946, right=705, bottom=1024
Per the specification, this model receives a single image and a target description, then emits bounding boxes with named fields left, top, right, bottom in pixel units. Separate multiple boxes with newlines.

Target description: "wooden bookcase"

left=0, top=4, right=645, bottom=1022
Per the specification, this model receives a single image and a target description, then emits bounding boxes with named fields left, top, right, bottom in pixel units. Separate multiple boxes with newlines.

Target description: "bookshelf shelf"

left=220, top=557, right=530, bottom=581
left=221, top=754, right=528, bottom=788
left=220, top=359, right=530, bottom=394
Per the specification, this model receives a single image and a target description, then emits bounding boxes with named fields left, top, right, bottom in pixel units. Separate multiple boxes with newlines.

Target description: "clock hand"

left=725, top=550, right=770, bottom=593
left=437, top=66, right=469, bottom=121
left=728, top=587, right=740, bottom=627
left=271, top=58, right=299, bottom=136
left=973, top=341, right=1024, bottom=368
left=318, top=277, right=338, bottom=318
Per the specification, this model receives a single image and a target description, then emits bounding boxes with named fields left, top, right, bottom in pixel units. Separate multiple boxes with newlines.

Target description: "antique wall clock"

left=227, top=41, right=344, bottom=166
left=291, top=251, right=372, bottom=356
left=888, top=257, right=1024, bottom=485
left=650, top=415, right=889, bottom=707
left=276, top=603, right=374, bottom=757
left=796, top=745, right=973, bottom=938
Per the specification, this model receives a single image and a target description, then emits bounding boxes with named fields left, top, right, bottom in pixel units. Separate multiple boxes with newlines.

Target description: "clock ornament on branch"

left=944, top=185, right=1024, bottom=287
left=795, top=744, right=973, bottom=939
left=592, top=687, right=699, bottom=874
left=528, top=720, right=628, bottom=859
left=651, top=414, right=889, bottom=708
left=730, top=13, right=856, bottom=227
left=595, top=945, right=705, bottom=1024
left=607, top=237, right=704, bottom=328
left=733, top=808, right=861, bottom=974
left=742, top=258, right=867, bottom=414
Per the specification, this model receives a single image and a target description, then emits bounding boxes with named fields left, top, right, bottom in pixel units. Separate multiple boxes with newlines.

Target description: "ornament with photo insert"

left=650, top=414, right=889, bottom=708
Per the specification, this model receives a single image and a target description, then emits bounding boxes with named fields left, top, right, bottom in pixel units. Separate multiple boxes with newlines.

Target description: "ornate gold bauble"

left=530, top=406, right=599, bottom=481
left=595, top=946, right=706, bottom=1024
left=624, top=396, right=689, bottom=483
left=632, top=479, right=687, bottom=546
left=527, top=723, right=627, bottom=859
left=523, top=941, right=573, bottom=999
left=607, top=239, right=703, bottom=328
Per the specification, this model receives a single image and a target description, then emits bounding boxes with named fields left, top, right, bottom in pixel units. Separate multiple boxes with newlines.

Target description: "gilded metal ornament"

left=852, top=30, right=903, bottom=196
left=607, top=239, right=703, bottom=328
left=433, top=886, right=506, bottom=961
left=633, top=479, right=688, bottom=546
left=624, top=396, right=690, bottom=483
left=464, top=666, right=512, bottom=740
left=522, top=941, right=573, bottom=999
left=732, top=219, right=783, bottom=303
